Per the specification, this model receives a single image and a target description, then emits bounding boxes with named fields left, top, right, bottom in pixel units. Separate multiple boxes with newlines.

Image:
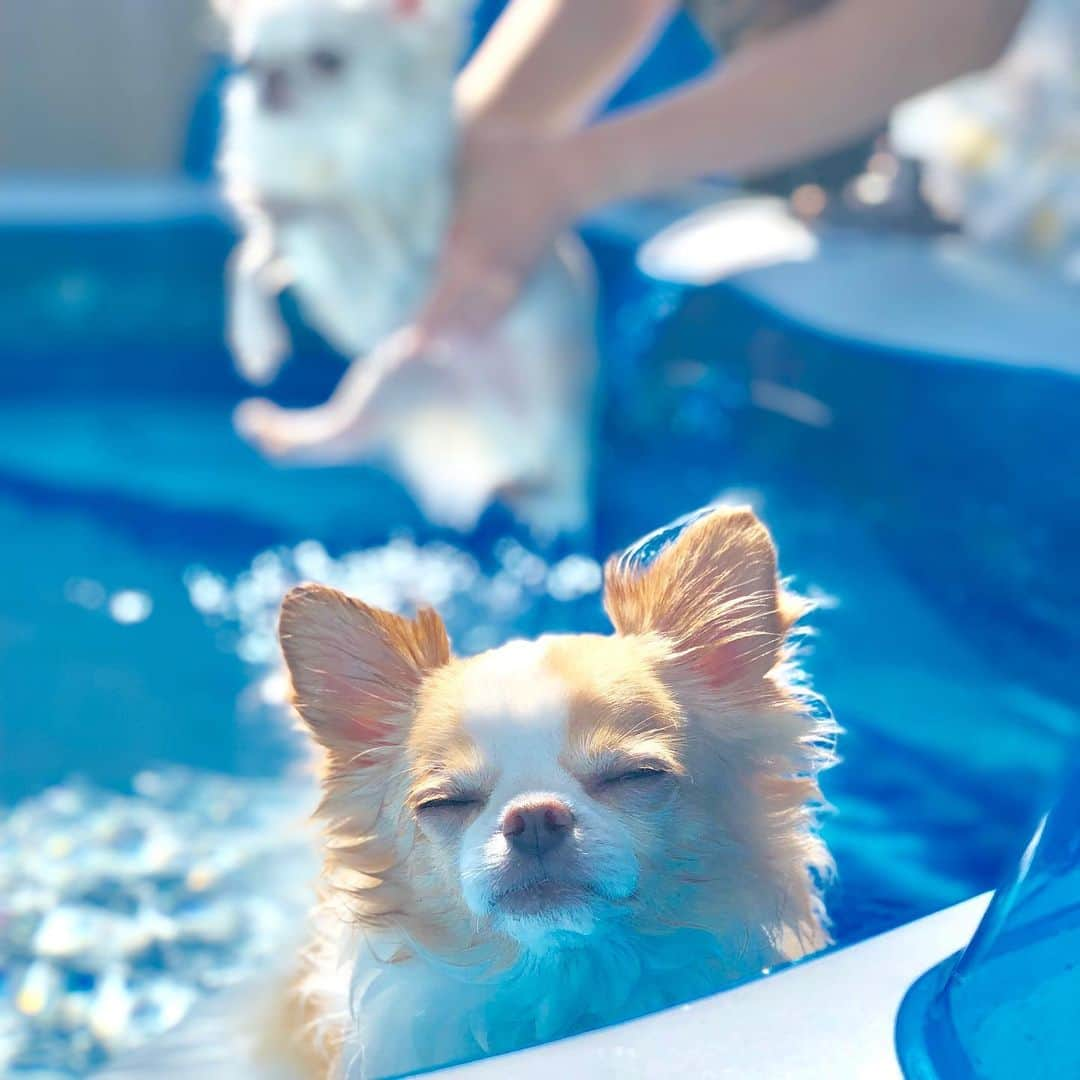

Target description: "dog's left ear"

left=278, top=584, right=450, bottom=761
left=604, top=507, right=804, bottom=686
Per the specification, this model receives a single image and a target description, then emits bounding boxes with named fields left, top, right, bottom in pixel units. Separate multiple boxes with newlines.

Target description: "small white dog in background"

left=215, top=0, right=597, bottom=538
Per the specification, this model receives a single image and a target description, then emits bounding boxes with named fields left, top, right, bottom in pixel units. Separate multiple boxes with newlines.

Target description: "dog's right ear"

left=278, top=585, right=450, bottom=762
left=604, top=507, right=804, bottom=688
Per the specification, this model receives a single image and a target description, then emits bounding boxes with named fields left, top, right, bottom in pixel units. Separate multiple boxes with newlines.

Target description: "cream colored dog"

left=102, top=507, right=834, bottom=1078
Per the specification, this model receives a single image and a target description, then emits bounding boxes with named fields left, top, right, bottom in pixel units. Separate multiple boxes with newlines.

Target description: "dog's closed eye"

left=601, top=766, right=670, bottom=786
left=415, top=792, right=486, bottom=815
left=582, top=756, right=679, bottom=795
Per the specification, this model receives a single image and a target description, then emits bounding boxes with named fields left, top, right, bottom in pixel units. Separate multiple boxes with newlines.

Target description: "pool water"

left=1, top=213, right=1077, bottom=1075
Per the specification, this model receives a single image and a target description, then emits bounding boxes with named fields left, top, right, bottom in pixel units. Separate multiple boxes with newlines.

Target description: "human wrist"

left=550, top=126, right=612, bottom=221
left=556, top=117, right=672, bottom=220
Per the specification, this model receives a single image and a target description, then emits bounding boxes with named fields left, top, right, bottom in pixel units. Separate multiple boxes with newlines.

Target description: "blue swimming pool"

left=1, top=183, right=1077, bottom=1075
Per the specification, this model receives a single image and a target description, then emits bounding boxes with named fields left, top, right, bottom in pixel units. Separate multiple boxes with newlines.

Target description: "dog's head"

left=215, top=0, right=465, bottom=196
left=215, top=0, right=463, bottom=117
left=279, top=508, right=834, bottom=964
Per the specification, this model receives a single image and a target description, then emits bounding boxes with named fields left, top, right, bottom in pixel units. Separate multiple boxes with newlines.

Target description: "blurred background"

left=1, top=2, right=212, bottom=174
left=0, top=1, right=1077, bottom=1076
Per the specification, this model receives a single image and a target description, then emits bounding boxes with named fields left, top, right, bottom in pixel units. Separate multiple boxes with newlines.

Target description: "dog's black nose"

left=501, top=798, right=574, bottom=856
left=259, top=67, right=291, bottom=113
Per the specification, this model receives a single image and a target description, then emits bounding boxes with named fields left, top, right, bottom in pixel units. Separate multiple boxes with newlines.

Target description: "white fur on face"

left=219, top=0, right=463, bottom=202
left=450, top=641, right=640, bottom=949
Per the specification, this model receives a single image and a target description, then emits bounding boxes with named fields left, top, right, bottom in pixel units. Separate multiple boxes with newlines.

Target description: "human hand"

left=414, top=124, right=584, bottom=347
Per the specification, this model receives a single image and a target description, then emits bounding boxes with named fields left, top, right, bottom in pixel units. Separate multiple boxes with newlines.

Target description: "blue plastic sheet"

left=896, top=745, right=1080, bottom=1078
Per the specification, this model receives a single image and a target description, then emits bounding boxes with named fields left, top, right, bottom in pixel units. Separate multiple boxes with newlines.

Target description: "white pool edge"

left=436, top=892, right=992, bottom=1079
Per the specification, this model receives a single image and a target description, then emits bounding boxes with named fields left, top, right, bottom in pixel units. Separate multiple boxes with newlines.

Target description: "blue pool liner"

left=896, top=744, right=1080, bottom=1078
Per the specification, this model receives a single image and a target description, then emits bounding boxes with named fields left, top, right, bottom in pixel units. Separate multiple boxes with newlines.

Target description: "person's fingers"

left=414, top=239, right=476, bottom=343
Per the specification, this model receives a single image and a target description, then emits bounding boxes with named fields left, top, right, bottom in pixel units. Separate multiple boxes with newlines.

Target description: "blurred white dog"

left=216, top=0, right=596, bottom=537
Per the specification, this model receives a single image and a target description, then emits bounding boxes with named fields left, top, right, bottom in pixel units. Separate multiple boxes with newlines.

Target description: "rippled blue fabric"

left=896, top=746, right=1080, bottom=1078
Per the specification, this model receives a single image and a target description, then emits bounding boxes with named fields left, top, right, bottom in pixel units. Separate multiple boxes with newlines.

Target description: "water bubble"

left=185, top=570, right=229, bottom=616
left=15, top=961, right=60, bottom=1018
left=107, top=591, right=152, bottom=626
left=293, top=540, right=331, bottom=581
left=87, top=966, right=132, bottom=1048
left=546, top=555, right=603, bottom=602
left=64, top=579, right=106, bottom=611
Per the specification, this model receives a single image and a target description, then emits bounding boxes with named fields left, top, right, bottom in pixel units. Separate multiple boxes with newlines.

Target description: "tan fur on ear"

left=278, top=584, right=450, bottom=761
left=603, top=507, right=806, bottom=685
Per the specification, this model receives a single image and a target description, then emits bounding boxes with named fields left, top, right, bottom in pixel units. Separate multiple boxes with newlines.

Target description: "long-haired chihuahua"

left=102, top=507, right=834, bottom=1078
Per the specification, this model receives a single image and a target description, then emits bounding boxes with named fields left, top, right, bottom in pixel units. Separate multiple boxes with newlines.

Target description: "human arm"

left=419, top=0, right=1029, bottom=342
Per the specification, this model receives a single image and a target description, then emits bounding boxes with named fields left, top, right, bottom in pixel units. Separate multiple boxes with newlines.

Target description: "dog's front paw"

left=229, top=295, right=290, bottom=387
left=233, top=396, right=294, bottom=458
